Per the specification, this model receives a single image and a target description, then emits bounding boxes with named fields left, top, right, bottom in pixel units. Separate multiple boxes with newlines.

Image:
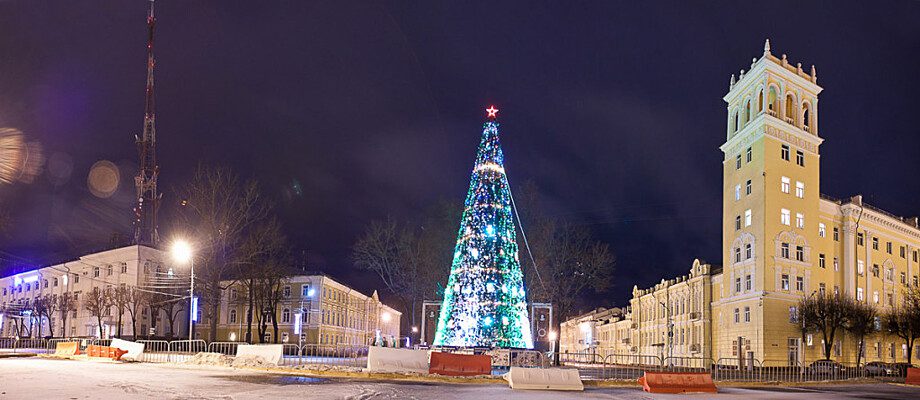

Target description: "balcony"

left=689, top=312, right=701, bottom=320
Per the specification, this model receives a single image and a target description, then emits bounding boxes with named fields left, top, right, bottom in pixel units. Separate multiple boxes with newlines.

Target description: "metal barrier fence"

left=0, top=337, right=900, bottom=383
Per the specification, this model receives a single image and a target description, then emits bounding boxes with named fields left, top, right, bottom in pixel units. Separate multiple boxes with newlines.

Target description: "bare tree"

left=32, top=295, right=55, bottom=338
left=252, top=265, right=288, bottom=343
left=884, top=285, right=920, bottom=364
left=176, top=166, right=272, bottom=341
left=83, top=287, right=112, bottom=338
left=112, top=286, right=130, bottom=337
left=843, top=298, right=877, bottom=367
left=238, top=219, right=289, bottom=343
left=125, top=287, right=148, bottom=339
left=56, top=292, right=75, bottom=337
left=799, top=293, right=849, bottom=360
left=150, top=286, right=184, bottom=339
left=42, top=294, right=58, bottom=338
left=352, top=201, right=459, bottom=334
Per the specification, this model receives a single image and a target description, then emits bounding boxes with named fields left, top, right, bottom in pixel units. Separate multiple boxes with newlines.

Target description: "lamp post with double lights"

left=170, top=240, right=195, bottom=341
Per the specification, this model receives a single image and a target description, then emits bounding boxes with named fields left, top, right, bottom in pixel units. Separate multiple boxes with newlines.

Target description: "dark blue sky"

left=1, top=1, right=919, bottom=310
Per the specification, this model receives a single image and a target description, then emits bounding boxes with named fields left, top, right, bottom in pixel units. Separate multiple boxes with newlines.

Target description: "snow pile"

left=231, top=355, right=274, bottom=368
left=293, top=364, right=365, bottom=373
left=183, top=352, right=234, bottom=367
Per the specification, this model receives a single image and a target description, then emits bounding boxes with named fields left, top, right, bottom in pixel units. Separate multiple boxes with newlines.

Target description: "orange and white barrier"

left=504, top=367, right=584, bottom=391
left=638, top=371, right=717, bottom=394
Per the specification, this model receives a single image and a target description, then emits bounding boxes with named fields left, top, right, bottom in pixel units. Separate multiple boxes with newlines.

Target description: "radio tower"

left=134, top=0, right=160, bottom=246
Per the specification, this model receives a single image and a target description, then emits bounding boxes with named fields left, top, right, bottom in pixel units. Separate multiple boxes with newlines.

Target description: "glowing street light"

left=170, top=239, right=195, bottom=341
left=381, top=312, right=392, bottom=323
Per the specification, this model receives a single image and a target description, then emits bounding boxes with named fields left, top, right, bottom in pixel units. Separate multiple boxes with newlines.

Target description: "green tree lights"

left=433, top=106, right=533, bottom=349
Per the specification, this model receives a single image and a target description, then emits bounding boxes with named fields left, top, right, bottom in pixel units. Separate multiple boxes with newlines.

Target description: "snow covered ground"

left=1, top=357, right=919, bottom=399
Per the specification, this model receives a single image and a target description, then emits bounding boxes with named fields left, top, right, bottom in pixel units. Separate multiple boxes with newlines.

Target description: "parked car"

left=863, top=361, right=892, bottom=376
left=809, top=360, right=846, bottom=375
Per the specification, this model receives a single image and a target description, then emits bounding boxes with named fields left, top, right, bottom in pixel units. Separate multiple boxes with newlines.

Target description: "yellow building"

left=562, top=40, right=920, bottom=367
left=214, top=274, right=401, bottom=346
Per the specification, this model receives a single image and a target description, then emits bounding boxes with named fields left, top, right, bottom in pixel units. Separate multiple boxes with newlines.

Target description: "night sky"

left=1, top=1, right=919, bottom=310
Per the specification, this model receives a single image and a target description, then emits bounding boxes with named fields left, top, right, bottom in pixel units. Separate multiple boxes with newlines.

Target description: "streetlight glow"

left=171, top=239, right=193, bottom=264
left=548, top=331, right=557, bottom=341
left=381, top=312, right=391, bottom=323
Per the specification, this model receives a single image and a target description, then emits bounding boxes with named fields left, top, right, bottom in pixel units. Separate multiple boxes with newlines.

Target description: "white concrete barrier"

left=110, top=339, right=145, bottom=361
left=504, top=367, right=584, bottom=391
left=366, top=346, right=429, bottom=374
left=236, top=344, right=283, bottom=365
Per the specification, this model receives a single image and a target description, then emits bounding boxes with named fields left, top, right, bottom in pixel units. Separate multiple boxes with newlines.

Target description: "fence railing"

left=0, top=337, right=905, bottom=383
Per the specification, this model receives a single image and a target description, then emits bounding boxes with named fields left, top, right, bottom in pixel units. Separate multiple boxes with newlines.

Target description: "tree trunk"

left=129, top=312, right=138, bottom=340
left=855, top=337, right=864, bottom=367
left=61, top=314, right=68, bottom=338
left=117, top=311, right=123, bottom=337
left=272, top=314, right=279, bottom=344
left=97, top=315, right=104, bottom=338
left=908, top=337, right=915, bottom=365
left=208, top=282, right=220, bottom=343
left=246, top=279, right=254, bottom=343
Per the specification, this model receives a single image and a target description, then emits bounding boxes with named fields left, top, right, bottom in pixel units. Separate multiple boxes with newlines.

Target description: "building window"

left=872, top=264, right=879, bottom=278
left=229, top=309, right=237, bottom=324
left=795, top=246, right=804, bottom=262
left=93, top=267, right=100, bottom=278
left=885, top=268, right=893, bottom=281
left=746, top=147, right=752, bottom=162
left=745, top=274, right=752, bottom=291
left=858, top=260, right=865, bottom=275
left=796, top=213, right=804, bottom=229
left=872, top=237, right=879, bottom=250
left=734, top=247, right=742, bottom=263
left=901, top=246, right=906, bottom=258
left=818, top=223, right=826, bottom=237
left=302, top=285, right=311, bottom=297
left=819, top=254, right=825, bottom=268
left=781, top=176, right=790, bottom=193
left=781, top=144, right=790, bottom=161
left=857, top=287, right=864, bottom=301
left=781, top=209, right=791, bottom=225
left=53, top=278, right=58, bottom=287
left=887, top=242, right=892, bottom=254
left=857, top=233, right=864, bottom=246
left=901, top=272, right=907, bottom=285
left=745, top=243, right=752, bottom=259
left=781, top=243, right=790, bottom=258
left=834, top=285, right=840, bottom=297
left=887, top=293, right=894, bottom=306
left=282, top=308, right=291, bottom=323
left=819, top=283, right=826, bottom=297
left=283, top=286, right=291, bottom=298
left=734, top=308, right=740, bottom=323
left=781, top=274, right=790, bottom=291
left=736, top=154, right=742, bottom=169
left=735, top=277, right=742, bottom=293
left=795, top=181, right=805, bottom=199
left=121, top=263, right=128, bottom=273
left=789, top=306, right=798, bottom=323
left=833, top=227, right=839, bottom=241
left=230, top=288, right=237, bottom=301
left=746, top=179, right=752, bottom=195
left=735, top=185, right=741, bottom=201
left=796, top=276, right=804, bottom=291
left=834, top=257, right=839, bottom=271
left=744, top=306, right=751, bottom=323
left=736, top=216, right=741, bottom=230
left=796, top=150, right=804, bottom=166
left=744, top=209, right=752, bottom=226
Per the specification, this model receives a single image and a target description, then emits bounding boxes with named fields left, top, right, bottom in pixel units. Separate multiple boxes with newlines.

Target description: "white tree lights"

left=432, top=106, right=534, bottom=349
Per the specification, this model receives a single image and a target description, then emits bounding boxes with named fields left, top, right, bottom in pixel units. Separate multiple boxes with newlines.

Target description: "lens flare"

left=87, top=160, right=120, bottom=198
left=0, top=128, right=44, bottom=184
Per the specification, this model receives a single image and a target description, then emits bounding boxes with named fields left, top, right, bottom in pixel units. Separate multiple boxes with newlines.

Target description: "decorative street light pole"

left=170, top=240, right=194, bottom=341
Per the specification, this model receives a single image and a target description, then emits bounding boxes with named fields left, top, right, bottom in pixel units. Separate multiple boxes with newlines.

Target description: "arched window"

left=744, top=99, right=751, bottom=125
left=282, top=308, right=291, bottom=323
left=785, top=93, right=797, bottom=125
left=733, top=112, right=739, bottom=133
left=802, top=102, right=812, bottom=132
left=229, top=309, right=237, bottom=323
left=767, top=87, right=779, bottom=116
left=757, top=90, right=764, bottom=113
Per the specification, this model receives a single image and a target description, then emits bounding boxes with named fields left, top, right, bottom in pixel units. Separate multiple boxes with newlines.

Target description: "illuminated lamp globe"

left=171, top=240, right=194, bottom=265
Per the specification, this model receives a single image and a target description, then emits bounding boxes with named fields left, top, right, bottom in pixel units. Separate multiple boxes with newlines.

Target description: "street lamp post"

left=170, top=240, right=194, bottom=341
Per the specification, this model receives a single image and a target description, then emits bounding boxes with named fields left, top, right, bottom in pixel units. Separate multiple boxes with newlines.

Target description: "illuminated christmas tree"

left=433, top=106, right=533, bottom=349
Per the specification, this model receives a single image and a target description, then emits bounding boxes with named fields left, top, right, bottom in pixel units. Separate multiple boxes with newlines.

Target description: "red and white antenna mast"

left=134, top=0, right=160, bottom=246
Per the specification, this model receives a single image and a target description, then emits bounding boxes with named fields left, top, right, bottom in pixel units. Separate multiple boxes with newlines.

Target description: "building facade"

left=0, top=245, right=182, bottom=339
left=561, top=41, right=920, bottom=367
left=214, top=274, right=401, bottom=346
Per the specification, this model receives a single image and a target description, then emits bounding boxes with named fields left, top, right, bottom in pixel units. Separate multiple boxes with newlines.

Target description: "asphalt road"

left=1, top=357, right=919, bottom=399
